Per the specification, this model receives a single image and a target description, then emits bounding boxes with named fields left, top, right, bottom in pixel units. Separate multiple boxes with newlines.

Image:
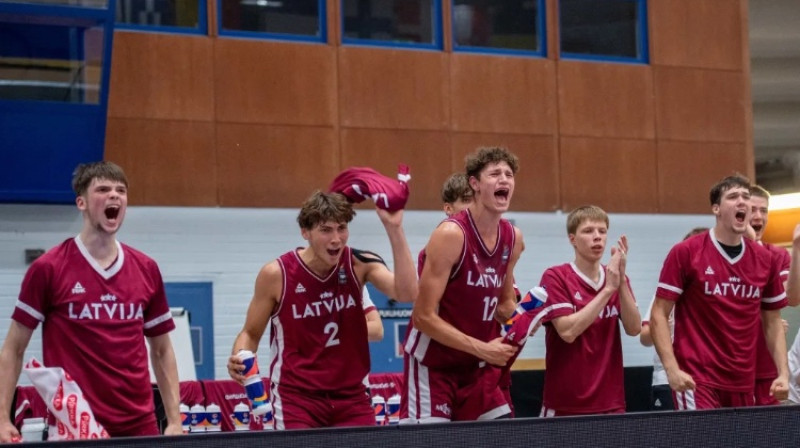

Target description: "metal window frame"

left=341, top=0, right=443, bottom=51
left=216, top=0, right=327, bottom=44
left=451, top=0, right=547, bottom=59
left=114, top=0, right=208, bottom=35
left=558, top=0, right=649, bottom=65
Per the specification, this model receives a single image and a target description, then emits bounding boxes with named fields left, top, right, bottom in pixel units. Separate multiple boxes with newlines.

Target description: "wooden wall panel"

left=649, top=0, right=744, bottom=70
left=545, top=0, right=559, bottom=59
left=558, top=62, right=656, bottom=139
left=216, top=124, right=339, bottom=207
left=340, top=128, right=451, bottom=210
left=338, top=47, right=449, bottom=130
left=214, top=39, right=337, bottom=126
left=654, top=67, right=746, bottom=143
left=560, top=137, right=658, bottom=213
left=451, top=134, right=558, bottom=211
left=450, top=55, right=556, bottom=135
left=105, top=118, right=217, bottom=206
left=657, top=141, right=748, bottom=214
left=108, top=32, right=214, bottom=121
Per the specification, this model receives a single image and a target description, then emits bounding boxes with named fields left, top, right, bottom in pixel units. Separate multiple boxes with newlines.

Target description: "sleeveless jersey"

left=269, top=247, right=369, bottom=393
left=405, top=209, right=515, bottom=369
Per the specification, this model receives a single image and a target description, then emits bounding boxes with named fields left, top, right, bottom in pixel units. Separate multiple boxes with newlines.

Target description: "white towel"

left=22, top=358, right=109, bottom=440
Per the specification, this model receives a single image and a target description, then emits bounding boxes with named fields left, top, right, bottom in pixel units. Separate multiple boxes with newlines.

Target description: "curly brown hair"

left=464, top=147, right=519, bottom=180
left=297, top=190, right=356, bottom=230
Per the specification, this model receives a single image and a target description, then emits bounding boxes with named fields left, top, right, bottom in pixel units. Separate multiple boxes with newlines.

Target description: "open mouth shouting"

left=494, top=188, right=510, bottom=203
left=734, top=210, right=747, bottom=225
left=104, top=205, right=121, bottom=222
left=327, top=248, right=342, bottom=258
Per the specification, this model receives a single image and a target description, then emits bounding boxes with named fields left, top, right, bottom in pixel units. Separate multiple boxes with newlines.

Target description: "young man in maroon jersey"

left=227, top=191, right=417, bottom=430
left=650, top=175, right=789, bottom=410
left=536, top=206, right=640, bottom=417
left=402, top=147, right=524, bottom=423
left=0, top=162, right=183, bottom=440
left=749, top=185, right=798, bottom=405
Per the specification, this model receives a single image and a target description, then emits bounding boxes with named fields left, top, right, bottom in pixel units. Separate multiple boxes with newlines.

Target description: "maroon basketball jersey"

left=755, top=242, right=791, bottom=380
left=269, top=247, right=369, bottom=394
left=12, top=237, right=174, bottom=436
left=656, top=230, right=786, bottom=391
left=405, top=209, right=515, bottom=369
left=539, top=263, right=629, bottom=413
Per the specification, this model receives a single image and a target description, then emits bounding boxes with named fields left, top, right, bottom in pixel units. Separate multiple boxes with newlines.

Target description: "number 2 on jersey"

left=324, top=322, right=340, bottom=347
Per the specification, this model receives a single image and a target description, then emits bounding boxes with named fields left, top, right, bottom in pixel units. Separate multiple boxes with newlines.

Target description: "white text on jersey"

left=466, top=270, right=504, bottom=288
left=292, top=294, right=357, bottom=319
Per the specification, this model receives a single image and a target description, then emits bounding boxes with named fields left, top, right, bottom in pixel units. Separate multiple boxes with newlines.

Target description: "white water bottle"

left=21, top=418, right=46, bottom=442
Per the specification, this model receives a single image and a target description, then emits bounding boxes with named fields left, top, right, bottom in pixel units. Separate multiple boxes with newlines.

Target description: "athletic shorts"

left=673, top=383, right=755, bottom=410
left=271, top=383, right=373, bottom=430
left=754, top=378, right=781, bottom=406
left=401, top=354, right=510, bottom=423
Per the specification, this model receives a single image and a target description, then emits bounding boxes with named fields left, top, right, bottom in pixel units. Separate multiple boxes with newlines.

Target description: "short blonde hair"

left=566, top=205, right=609, bottom=235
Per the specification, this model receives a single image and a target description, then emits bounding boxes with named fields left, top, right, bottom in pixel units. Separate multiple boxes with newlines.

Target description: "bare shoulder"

left=431, top=220, right=465, bottom=244
left=254, top=260, right=284, bottom=302
left=258, top=260, right=282, bottom=280
left=512, top=225, right=524, bottom=252
left=423, top=221, right=465, bottom=269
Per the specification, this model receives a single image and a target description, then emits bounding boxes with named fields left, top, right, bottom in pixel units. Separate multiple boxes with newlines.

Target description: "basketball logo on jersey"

left=338, top=267, right=347, bottom=285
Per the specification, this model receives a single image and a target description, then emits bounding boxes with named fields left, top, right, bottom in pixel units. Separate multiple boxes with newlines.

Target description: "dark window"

left=452, top=0, right=545, bottom=55
left=559, top=0, right=647, bottom=62
left=219, top=0, right=324, bottom=41
left=115, top=0, right=205, bottom=33
left=1, top=0, right=108, bottom=7
left=0, top=21, right=105, bottom=103
left=343, top=0, right=440, bottom=48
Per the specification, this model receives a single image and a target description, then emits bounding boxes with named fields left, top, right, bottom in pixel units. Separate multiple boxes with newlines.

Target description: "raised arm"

left=0, top=322, right=33, bottom=442
left=228, top=261, right=281, bottom=384
left=615, top=236, right=641, bottom=337
left=365, top=208, right=418, bottom=303
left=785, top=224, right=800, bottom=306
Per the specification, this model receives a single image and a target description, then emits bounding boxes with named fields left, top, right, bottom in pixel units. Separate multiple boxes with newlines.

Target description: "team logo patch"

left=338, top=267, right=347, bottom=285
left=574, top=291, right=582, bottom=301
left=295, top=283, right=306, bottom=293
left=705, top=266, right=715, bottom=275
left=71, top=282, right=86, bottom=295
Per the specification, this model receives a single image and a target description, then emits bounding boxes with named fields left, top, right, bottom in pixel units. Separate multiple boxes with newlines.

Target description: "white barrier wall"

left=0, top=204, right=716, bottom=381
